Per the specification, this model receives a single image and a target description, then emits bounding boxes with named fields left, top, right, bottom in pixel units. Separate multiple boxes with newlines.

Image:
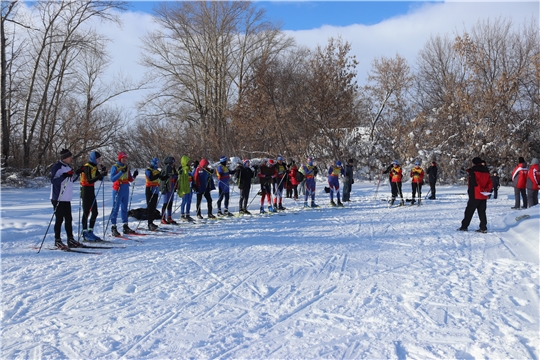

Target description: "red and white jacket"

left=511, top=162, right=528, bottom=189
left=527, top=163, right=539, bottom=191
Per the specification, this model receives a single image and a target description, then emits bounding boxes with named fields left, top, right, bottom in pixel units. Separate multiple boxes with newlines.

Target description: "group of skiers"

left=49, top=149, right=539, bottom=249
left=381, top=160, right=439, bottom=206
left=48, top=150, right=357, bottom=249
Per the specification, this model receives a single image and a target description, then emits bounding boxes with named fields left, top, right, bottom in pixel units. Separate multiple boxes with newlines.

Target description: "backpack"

left=296, top=170, right=304, bottom=183
left=128, top=208, right=161, bottom=220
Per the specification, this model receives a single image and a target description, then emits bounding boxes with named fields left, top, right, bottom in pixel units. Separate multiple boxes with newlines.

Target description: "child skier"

left=409, top=161, right=425, bottom=205
left=145, top=157, right=163, bottom=231
left=273, top=156, right=288, bottom=210
left=193, top=159, right=216, bottom=219
left=160, top=156, right=178, bottom=224
left=80, top=151, right=107, bottom=241
left=216, top=156, right=233, bottom=216
left=238, top=159, right=255, bottom=214
left=384, top=160, right=404, bottom=206
left=109, top=151, right=138, bottom=236
left=300, top=156, right=318, bottom=207
left=327, top=160, right=344, bottom=206
left=258, top=159, right=277, bottom=213
left=177, top=155, right=194, bottom=222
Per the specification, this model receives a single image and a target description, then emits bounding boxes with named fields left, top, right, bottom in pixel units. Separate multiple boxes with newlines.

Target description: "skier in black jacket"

left=238, top=159, right=255, bottom=214
left=426, top=161, right=438, bottom=199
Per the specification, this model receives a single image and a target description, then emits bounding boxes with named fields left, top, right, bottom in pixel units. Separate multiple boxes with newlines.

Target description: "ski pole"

left=128, top=176, right=136, bottom=212
left=38, top=177, right=70, bottom=253
left=103, top=187, right=120, bottom=240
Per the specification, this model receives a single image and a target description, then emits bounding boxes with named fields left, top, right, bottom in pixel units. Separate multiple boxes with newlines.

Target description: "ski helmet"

left=118, top=151, right=128, bottom=161
left=151, top=157, right=159, bottom=168
left=392, top=160, right=399, bottom=166
left=220, top=156, right=228, bottom=163
left=307, top=156, right=314, bottom=165
left=277, top=156, right=283, bottom=162
left=414, top=160, right=421, bottom=166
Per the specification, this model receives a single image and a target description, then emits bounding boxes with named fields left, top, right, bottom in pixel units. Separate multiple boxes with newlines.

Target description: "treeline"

left=2, top=1, right=539, bottom=183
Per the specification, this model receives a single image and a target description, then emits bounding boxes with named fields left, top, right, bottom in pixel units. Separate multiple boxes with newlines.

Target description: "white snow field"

left=1, top=180, right=539, bottom=359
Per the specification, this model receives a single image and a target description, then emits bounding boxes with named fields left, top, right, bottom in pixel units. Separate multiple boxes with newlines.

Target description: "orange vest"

left=80, top=163, right=97, bottom=187
left=146, top=168, right=160, bottom=187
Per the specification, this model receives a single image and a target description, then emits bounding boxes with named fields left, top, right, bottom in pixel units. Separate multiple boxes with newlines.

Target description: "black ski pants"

left=461, top=198, right=487, bottom=231
left=391, top=182, right=403, bottom=199
left=239, top=186, right=251, bottom=211
left=81, top=186, right=98, bottom=231
left=196, top=190, right=213, bottom=216
left=411, top=183, right=422, bottom=199
left=514, top=188, right=528, bottom=209
left=429, top=181, right=436, bottom=198
left=51, top=200, right=73, bottom=240
left=146, top=188, right=159, bottom=226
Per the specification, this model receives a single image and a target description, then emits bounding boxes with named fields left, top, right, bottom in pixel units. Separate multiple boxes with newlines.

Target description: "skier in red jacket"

left=511, top=156, right=528, bottom=209
left=458, top=157, right=493, bottom=233
left=527, top=158, right=539, bottom=207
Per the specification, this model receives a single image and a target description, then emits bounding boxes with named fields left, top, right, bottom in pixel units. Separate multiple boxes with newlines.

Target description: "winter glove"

left=133, top=169, right=139, bottom=179
left=63, top=170, right=74, bottom=178
left=161, top=174, right=169, bottom=181
left=97, top=172, right=104, bottom=181
left=75, top=166, right=84, bottom=175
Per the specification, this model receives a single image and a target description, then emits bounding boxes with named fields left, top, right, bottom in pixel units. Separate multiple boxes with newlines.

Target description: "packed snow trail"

left=1, top=183, right=538, bottom=359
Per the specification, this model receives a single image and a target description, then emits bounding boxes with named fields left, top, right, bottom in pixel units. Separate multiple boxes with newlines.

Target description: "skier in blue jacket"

left=328, top=160, right=344, bottom=206
left=109, top=151, right=138, bottom=236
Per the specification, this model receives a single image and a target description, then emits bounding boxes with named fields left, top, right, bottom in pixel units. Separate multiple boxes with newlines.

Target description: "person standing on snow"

left=526, top=158, right=539, bottom=208
left=160, top=156, right=178, bottom=224
left=258, top=159, right=277, bottom=213
left=238, top=159, right=255, bottom=214
left=383, top=160, right=404, bottom=206
left=50, top=148, right=79, bottom=249
left=342, top=159, right=354, bottom=202
left=490, top=172, right=500, bottom=199
left=177, top=155, right=194, bottom=222
left=409, top=161, right=425, bottom=205
left=145, top=157, right=165, bottom=231
left=216, top=156, right=232, bottom=216
left=287, top=160, right=300, bottom=201
left=458, top=157, right=493, bottom=233
left=109, top=151, right=138, bottom=237
left=80, top=151, right=107, bottom=241
left=193, top=159, right=216, bottom=219
left=511, top=156, right=528, bottom=209
left=273, top=156, right=288, bottom=210
left=327, top=160, right=344, bottom=206
left=426, top=161, right=438, bottom=199
left=300, top=156, right=319, bottom=207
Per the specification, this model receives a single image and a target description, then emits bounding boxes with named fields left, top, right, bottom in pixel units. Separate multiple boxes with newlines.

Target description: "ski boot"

left=311, top=202, right=318, bottom=208
left=304, top=201, right=310, bottom=208
left=207, top=213, right=216, bottom=219
left=197, top=214, right=204, bottom=220
left=68, top=238, right=83, bottom=248
left=268, top=205, right=276, bottom=213
left=475, top=229, right=487, bottom=234
left=330, top=200, right=337, bottom=207
left=185, top=214, right=195, bottom=222
left=399, top=200, right=405, bottom=206
left=411, top=199, right=416, bottom=205
left=161, top=217, right=170, bottom=224
left=217, top=210, right=224, bottom=216
left=123, top=224, right=136, bottom=235
left=225, top=209, right=233, bottom=217
left=148, top=223, right=159, bottom=231
left=244, top=209, right=252, bottom=215
left=390, top=198, right=395, bottom=206
left=260, top=206, right=266, bottom=214
left=55, top=239, right=68, bottom=250
left=337, top=200, right=344, bottom=207
left=111, top=225, right=121, bottom=237
left=180, top=214, right=188, bottom=222
left=167, top=216, right=178, bottom=225
left=278, top=203, right=286, bottom=211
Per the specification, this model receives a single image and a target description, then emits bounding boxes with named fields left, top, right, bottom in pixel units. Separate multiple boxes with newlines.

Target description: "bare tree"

left=140, top=0, right=293, bottom=158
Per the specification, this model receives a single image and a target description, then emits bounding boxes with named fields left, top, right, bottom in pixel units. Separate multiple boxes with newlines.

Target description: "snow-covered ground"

left=1, top=180, right=539, bottom=359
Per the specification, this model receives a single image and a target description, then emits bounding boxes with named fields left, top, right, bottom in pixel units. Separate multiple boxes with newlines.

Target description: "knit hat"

left=392, top=160, right=399, bottom=166
left=60, top=148, right=72, bottom=160
left=150, top=157, right=159, bottom=168
left=472, top=157, right=484, bottom=165
left=336, top=160, right=342, bottom=166
left=267, top=159, right=275, bottom=165
left=277, top=156, right=283, bottom=162
left=532, top=158, right=539, bottom=165
left=89, top=151, right=101, bottom=164
left=518, top=156, right=525, bottom=163
left=118, top=151, right=128, bottom=161
left=243, top=159, right=250, bottom=167
left=220, top=156, right=228, bottom=163
left=415, top=161, right=421, bottom=166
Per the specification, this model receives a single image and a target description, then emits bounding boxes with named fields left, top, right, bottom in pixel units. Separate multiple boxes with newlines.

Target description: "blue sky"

left=127, top=1, right=435, bottom=30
